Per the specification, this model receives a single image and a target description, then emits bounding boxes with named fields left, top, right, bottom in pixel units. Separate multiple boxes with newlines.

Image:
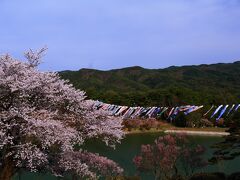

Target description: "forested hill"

left=60, top=61, right=240, bottom=107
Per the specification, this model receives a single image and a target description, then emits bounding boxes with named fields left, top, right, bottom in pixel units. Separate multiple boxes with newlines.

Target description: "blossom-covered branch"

left=0, top=49, right=124, bottom=179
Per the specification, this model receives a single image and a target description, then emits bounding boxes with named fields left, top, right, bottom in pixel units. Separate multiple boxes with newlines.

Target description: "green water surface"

left=13, top=133, right=240, bottom=179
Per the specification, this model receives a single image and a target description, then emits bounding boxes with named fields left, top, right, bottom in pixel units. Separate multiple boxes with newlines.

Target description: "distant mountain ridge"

left=60, top=61, right=240, bottom=106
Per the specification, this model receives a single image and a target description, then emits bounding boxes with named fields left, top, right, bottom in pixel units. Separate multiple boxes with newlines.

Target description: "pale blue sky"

left=0, top=0, right=240, bottom=71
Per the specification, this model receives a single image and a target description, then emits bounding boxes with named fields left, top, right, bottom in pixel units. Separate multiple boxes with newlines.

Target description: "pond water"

left=13, top=132, right=240, bottom=179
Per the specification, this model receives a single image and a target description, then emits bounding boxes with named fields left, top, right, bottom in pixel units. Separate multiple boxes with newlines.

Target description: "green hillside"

left=60, top=61, right=240, bottom=106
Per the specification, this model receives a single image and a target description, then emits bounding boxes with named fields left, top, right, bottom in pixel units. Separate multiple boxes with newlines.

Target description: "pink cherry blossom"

left=133, top=134, right=207, bottom=179
left=0, top=49, right=124, bottom=179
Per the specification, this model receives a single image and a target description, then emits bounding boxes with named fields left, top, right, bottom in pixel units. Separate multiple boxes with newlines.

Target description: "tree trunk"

left=0, top=159, right=15, bottom=180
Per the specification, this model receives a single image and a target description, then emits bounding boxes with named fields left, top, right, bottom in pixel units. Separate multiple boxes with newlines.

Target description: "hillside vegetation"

left=60, top=61, right=240, bottom=107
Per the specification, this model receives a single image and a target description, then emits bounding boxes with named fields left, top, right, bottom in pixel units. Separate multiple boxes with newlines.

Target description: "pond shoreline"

left=125, top=127, right=230, bottom=136
left=164, top=129, right=230, bottom=136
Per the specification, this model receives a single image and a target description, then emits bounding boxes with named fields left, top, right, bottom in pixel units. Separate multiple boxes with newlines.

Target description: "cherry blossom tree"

left=133, top=134, right=207, bottom=180
left=0, top=48, right=124, bottom=180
